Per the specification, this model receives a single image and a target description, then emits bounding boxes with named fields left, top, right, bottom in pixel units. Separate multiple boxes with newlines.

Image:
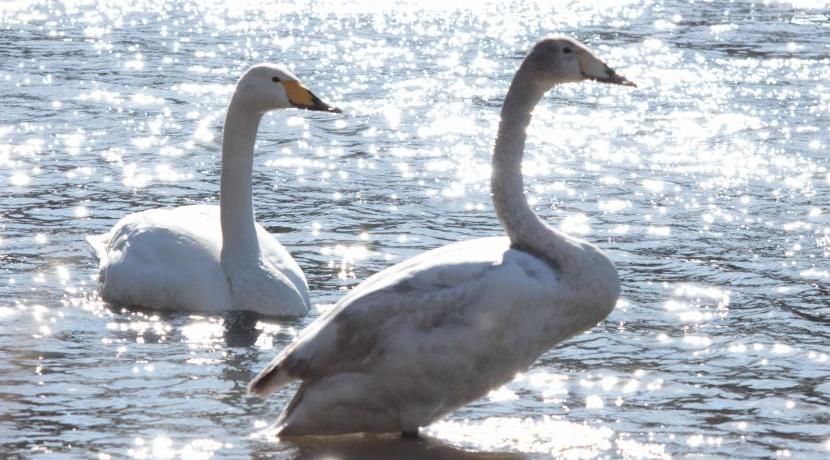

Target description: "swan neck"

left=491, top=64, right=548, bottom=248
left=220, top=95, right=262, bottom=258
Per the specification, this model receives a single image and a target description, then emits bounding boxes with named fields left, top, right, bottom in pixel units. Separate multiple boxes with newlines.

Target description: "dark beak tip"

left=606, top=74, right=638, bottom=88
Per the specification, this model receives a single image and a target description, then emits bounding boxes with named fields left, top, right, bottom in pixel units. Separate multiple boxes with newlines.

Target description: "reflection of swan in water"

left=222, top=311, right=263, bottom=348
left=249, top=36, right=635, bottom=436
left=276, top=433, right=525, bottom=460
left=87, top=64, right=340, bottom=317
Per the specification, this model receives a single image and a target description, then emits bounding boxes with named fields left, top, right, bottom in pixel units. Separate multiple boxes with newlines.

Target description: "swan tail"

left=247, top=359, right=296, bottom=397
left=85, top=233, right=110, bottom=263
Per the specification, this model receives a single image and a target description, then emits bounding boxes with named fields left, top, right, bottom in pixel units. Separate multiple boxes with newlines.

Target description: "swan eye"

left=563, top=47, right=572, bottom=54
left=272, top=76, right=281, bottom=83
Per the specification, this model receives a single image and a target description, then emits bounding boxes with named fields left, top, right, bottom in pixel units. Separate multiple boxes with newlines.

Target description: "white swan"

left=87, top=64, right=340, bottom=316
left=248, top=36, right=635, bottom=435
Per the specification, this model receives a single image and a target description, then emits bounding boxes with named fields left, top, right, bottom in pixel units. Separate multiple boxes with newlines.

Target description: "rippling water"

left=1, top=0, right=829, bottom=458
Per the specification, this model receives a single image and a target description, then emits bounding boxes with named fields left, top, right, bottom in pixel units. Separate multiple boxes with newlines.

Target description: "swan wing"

left=93, top=205, right=232, bottom=311
left=249, top=236, right=570, bottom=397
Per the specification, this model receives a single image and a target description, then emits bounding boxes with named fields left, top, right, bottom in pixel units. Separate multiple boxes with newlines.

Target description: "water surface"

left=1, top=0, right=829, bottom=458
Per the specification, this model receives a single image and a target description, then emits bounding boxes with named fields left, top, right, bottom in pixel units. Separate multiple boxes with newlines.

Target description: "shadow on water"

left=222, top=310, right=269, bottom=348
left=101, top=304, right=305, bottom=347
left=280, top=434, right=525, bottom=460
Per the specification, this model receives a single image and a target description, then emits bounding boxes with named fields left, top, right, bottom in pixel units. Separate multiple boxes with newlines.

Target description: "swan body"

left=87, top=205, right=307, bottom=315
left=88, top=65, right=339, bottom=316
left=249, top=36, right=635, bottom=434
left=250, top=236, right=616, bottom=435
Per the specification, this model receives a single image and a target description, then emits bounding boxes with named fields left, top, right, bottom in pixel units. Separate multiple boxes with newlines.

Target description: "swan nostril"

left=606, top=66, right=617, bottom=77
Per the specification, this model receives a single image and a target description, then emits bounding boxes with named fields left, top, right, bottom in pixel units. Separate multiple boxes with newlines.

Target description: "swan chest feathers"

left=221, top=231, right=310, bottom=316
left=249, top=236, right=617, bottom=435
left=90, top=205, right=309, bottom=315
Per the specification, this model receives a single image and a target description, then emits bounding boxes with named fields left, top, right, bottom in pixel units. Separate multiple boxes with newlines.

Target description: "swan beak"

left=284, top=81, right=342, bottom=113
left=578, top=54, right=637, bottom=88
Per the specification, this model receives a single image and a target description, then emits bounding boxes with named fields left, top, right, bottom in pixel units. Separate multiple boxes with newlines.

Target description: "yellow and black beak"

left=283, top=81, right=341, bottom=113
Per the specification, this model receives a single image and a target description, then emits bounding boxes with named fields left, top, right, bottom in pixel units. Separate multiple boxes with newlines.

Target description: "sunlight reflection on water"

left=1, top=0, right=829, bottom=458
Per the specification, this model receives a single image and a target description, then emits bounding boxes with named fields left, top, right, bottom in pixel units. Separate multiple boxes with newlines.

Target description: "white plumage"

left=253, top=237, right=617, bottom=435
left=87, top=205, right=307, bottom=315
left=249, top=36, right=635, bottom=435
left=88, top=64, right=340, bottom=316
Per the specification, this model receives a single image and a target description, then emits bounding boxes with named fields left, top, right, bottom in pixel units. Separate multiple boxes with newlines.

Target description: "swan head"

left=526, top=36, right=636, bottom=88
left=234, top=64, right=341, bottom=114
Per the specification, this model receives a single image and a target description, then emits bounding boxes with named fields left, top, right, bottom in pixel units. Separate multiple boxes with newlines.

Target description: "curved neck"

left=491, top=62, right=577, bottom=268
left=220, top=95, right=263, bottom=258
